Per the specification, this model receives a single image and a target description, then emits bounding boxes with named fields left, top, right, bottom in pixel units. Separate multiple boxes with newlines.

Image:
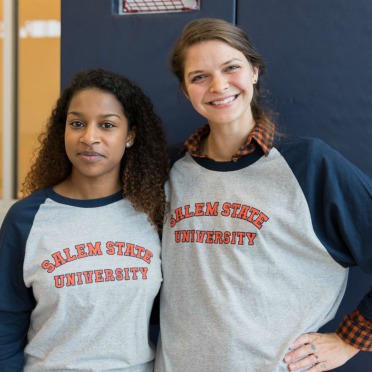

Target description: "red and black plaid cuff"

left=336, top=309, right=372, bottom=351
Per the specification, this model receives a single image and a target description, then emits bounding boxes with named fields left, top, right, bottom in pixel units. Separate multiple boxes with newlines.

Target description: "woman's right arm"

left=0, top=204, right=36, bottom=371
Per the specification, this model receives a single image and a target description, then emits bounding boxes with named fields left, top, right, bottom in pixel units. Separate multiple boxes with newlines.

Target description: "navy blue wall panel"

left=61, top=0, right=235, bottom=144
left=236, top=1, right=372, bottom=370
left=236, top=0, right=372, bottom=178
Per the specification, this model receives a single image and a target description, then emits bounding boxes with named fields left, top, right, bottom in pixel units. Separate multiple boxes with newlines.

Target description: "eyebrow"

left=187, top=58, right=243, bottom=79
left=67, top=111, right=122, bottom=119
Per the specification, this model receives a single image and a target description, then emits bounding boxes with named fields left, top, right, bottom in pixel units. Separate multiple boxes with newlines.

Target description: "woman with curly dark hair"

left=0, top=68, right=169, bottom=371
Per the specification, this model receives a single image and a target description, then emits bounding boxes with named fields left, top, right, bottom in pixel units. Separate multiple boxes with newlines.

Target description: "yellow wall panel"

left=17, top=0, right=60, bottom=195
left=0, top=0, right=3, bottom=197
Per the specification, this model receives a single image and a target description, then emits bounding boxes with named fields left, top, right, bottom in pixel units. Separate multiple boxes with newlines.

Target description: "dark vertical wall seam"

left=233, top=0, right=237, bottom=24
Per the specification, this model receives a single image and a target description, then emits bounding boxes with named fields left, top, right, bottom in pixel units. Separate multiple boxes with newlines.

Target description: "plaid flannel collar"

left=184, top=121, right=275, bottom=161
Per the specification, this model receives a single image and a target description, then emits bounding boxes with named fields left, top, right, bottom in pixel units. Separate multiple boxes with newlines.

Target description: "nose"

left=80, top=124, right=100, bottom=145
left=209, top=74, right=228, bottom=93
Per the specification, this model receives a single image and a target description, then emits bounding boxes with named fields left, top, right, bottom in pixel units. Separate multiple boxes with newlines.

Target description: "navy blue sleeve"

left=278, top=137, right=372, bottom=320
left=0, top=198, right=39, bottom=370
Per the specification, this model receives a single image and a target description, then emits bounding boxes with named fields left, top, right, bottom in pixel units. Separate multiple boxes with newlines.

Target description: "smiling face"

left=183, top=40, right=259, bottom=132
left=64, top=88, right=134, bottom=189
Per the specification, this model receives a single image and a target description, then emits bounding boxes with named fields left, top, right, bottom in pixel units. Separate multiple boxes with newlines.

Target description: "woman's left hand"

left=283, top=332, right=359, bottom=371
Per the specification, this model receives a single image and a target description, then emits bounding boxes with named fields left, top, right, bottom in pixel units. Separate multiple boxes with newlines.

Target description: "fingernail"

left=284, top=356, right=291, bottom=363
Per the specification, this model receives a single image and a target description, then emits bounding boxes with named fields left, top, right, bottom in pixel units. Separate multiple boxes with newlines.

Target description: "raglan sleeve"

left=0, top=203, right=36, bottom=371
left=281, top=138, right=372, bottom=351
left=307, top=140, right=372, bottom=351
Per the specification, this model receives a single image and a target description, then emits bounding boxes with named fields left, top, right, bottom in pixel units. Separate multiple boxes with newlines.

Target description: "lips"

left=78, top=151, right=103, bottom=156
left=209, top=94, right=238, bottom=106
left=77, top=151, right=104, bottom=162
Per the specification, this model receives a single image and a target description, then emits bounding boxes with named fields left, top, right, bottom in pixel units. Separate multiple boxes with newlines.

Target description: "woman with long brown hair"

left=155, top=18, right=372, bottom=372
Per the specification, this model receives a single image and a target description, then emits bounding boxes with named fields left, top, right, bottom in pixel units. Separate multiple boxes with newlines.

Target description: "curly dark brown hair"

left=22, top=68, right=169, bottom=231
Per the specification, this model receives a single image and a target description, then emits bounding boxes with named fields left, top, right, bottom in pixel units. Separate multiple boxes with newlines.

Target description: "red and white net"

left=122, top=0, right=199, bottom=14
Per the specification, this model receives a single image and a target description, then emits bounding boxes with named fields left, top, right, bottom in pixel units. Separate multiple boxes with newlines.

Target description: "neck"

left=53, top=175, right=121, bottom=200
left=202, top=120, right=256, bottom=161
